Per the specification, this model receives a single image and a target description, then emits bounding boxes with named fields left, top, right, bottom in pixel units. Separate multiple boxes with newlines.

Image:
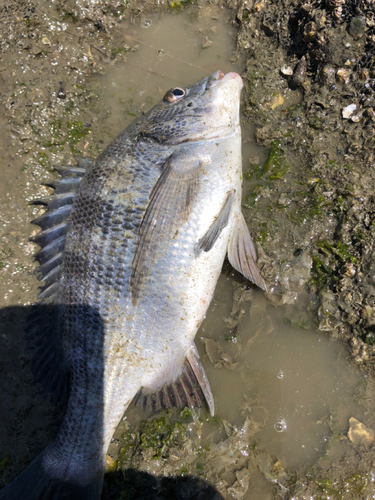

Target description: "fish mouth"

left=206, top=70, right=243, bottom=90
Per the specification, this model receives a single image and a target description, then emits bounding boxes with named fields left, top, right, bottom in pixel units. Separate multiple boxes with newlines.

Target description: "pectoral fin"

left=228, top=212, right=267, bottom=291
left=196, top=191, right=234, bottom=253
left=131, top=153, right=201, bottom=305
left=134, top=344, right=215, bottom=416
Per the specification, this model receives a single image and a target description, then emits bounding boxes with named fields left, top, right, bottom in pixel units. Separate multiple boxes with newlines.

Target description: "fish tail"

left=0, top=451, right=103, bottom=500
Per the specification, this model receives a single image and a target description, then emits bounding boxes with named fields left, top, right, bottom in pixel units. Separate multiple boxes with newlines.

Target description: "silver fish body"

left=0, top=70, right=265, bottom=500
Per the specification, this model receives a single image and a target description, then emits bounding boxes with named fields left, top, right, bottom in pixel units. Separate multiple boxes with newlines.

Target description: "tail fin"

left=0, top=451, right=103, bottom=500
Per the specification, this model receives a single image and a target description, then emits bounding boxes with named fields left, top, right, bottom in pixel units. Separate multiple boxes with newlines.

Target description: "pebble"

left=268, top=93, right=284, bottom=110
left=201, top=36, right=212, bottom=49
left=291, top=56, right=307, bottom=87
left=348, top=417, right=374, bottom=446
left=281, top=65, right=293, bottom=76
left=342, top=104, right=356, bottom=119
left=336, top=68, right=350, bottom=84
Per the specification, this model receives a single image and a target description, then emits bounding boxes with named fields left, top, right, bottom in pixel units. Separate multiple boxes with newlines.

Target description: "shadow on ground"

left=0, top=305, right=223, bottom=499
left=104, top=469, right=223, bottom=499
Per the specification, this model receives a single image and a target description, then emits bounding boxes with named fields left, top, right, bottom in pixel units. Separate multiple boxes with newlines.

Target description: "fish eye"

left=164, top=87, right=186, bottom=103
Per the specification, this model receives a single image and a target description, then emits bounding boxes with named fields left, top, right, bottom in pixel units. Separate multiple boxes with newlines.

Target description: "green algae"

left=261, top=140, right=290, bottom=178
left=309, top=117, right=325, bottom=130
left=225, top=326, right=239, bottom=342
left=289, top=180, right=334, bottom=225
left=246, top=140, right=289, bottom=181
left=37, top=151, right=49, bottom=167
left=67, top=121, right=90, bottom=147
left=288, top=103, right=302, bottom=119
left=309, top=240, right=360, bottom=293
left=117, top=430, right=139, bottom=465
left=246, top=70, right=268, bottom=98
left=283, top=316, right=312, bottom=330
left=257, top=222, right=269, bottom=245
left=117, top=412, right=190, bottom=465
left=243, top=140, right=290, bottom=209
left=298, top=471, right=370, bottom=500
left=168, top=0, right=191, bottom=10
left=41, top=120, right=91, bottom=154
left=179, top=407, right=192, bottom=419
left=345, top=473, right=368, bottom=494
left=317, top=241, right=359, bottom=265
left=364, top=332, right=375, bottom=345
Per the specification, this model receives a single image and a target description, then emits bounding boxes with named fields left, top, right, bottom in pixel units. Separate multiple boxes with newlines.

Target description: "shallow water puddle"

left=199, top=278, right=363, bottom=472
left=93, top=5, right=242, bottom=131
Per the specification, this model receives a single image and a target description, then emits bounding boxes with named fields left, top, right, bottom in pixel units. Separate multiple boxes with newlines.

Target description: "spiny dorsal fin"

left=31, top=193, right=75, bottom=210
left=54, top=165, right=87, bottom=178
left=31, top=163, right=88, bottom=297
left=27, top=161, right=90, bottom=405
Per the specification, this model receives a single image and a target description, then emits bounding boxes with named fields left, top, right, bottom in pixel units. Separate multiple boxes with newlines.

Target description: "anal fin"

left=135, top=344, right=215, bottom=416
left=186, top=344, right=214, bottom=416
left=228, top=212, right=267, bottom=291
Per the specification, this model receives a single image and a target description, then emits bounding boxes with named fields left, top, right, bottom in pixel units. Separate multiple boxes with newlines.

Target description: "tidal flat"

left=1, top=1, right=375, bottom=499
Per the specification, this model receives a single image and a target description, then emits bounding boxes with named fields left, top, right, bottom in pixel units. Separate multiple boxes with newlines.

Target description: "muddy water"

left=95, top=7, right=242, bottom=130
left=200, top=282, right=362, bottom=470
left=0, top=3, right=372, bottom=500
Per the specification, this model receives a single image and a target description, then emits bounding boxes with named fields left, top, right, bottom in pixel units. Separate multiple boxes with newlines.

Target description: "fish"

left=0, top=70, right=266, bottom=500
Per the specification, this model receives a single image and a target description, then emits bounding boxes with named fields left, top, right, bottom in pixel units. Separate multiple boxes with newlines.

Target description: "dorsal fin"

left=27, top=160, right=90, bottom=405
left=31, top=164, right=88, bottom=297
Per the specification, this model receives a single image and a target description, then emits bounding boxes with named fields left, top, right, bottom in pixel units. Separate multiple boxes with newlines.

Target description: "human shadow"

left=104, top=469, right=223, bottom=499
left=0, top=305, right=223, bottom=499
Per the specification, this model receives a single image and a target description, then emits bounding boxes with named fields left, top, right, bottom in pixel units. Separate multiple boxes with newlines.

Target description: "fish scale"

left=0, top=71, right=266, bottom=500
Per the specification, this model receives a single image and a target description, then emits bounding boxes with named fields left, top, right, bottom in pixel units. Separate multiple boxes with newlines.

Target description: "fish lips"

left=206, top=70, right=243, bottom=90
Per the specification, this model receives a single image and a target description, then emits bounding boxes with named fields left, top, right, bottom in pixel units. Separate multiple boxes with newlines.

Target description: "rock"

left=281, top=65, right=293, bottom=76
left=290, top=56, right=307, bottom=87
left=336, top=68, right=351, bottom=84
left=267, top=93, right=284, bottom=110
left=105, top=453, right=116, bottom=472
left=201, top=36, right=212, bottom=49
left=320, top=65, right=335, bottom=85
left=348, top=417, right=374, bottom=446
left=342, top=104, right=356, bottom=119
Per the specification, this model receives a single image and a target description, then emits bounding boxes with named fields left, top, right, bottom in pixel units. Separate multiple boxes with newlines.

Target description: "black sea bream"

left=0, top=70, right=265, bottom=499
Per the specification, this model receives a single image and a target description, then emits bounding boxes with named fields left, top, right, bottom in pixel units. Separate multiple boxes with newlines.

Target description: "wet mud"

left=1, top=0, right=375, bottom=499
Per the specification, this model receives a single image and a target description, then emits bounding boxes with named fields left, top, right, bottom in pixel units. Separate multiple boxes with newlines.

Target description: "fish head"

left=134, top=70, right=243, bottom=145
